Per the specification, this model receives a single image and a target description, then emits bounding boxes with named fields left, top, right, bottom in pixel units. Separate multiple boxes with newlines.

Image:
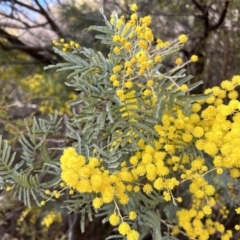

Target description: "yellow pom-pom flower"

left=130, top=3, right=138, bottom=12
left=126, top=229, right=139, bottom=240
left=178, top=34, right=188, bottom=43
left=129, top=211, right=137, bottom=220
left=203, top=205, right=212, bottom=215
left=93, top=197, right=103, bottom=209
left=180, top=84, right=188, bottom=92
left=235, top=207, right=240, bottom=214
left=191, top=55, right=198, bottom=62
left=118, top=222, right=131, bottom=235
left=109, top=212, right=120, bottom=226
left=154, top=55, right=162, bottom=63
left=175, top=58, right=183, bottom=65
left=192, top=126, right=204, bottom=138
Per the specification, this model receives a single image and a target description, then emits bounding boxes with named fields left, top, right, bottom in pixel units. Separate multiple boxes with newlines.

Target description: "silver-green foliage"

left=0, top=112, right=63, bottom=206
left=43, top=9, right=209, bottom=239
left=0, top=8, right=211, bottom=240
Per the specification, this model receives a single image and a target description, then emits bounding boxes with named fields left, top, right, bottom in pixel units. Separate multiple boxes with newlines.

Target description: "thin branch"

left=0, top=28, right=55, bottom=64
left=0, top=12, right=32, bottom=29
left=1, top=0, right=42, bottom=14
left=191, top=0, right=205, bottom=12
left=34, top=0, right=65, bottom=38
left=0, top=21, right=49, bottom=30
left=209, top=0, right=230, bottom=31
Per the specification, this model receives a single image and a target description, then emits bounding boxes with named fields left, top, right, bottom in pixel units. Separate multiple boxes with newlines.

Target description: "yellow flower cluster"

left=111, top=75, right=240, bottom=239
left=60, top=147, right=131, bottom=206
left=41, top=211, right=62, bottom=228
left=177, top=207, right=229, bottom=240
left=52, top=38, right=80, bottom=52
left=108, top=4, right=194, bottom=122
left=17, top=206, right=41, bottom=229
left=56, top=3, right=240, bottom=239
left=175, top=57, right=183, bottom=65
left=60, top=67, right=240, bottom=238
left=60, top=147, right=143, bottom=237
left=45, top=189, right=61, bottom=199
left=130, top=3, right=138, bottom=12
left=199, top=76, right=240, bottom=174
left=21, top=73, right=76, bottom=115
left=108, top=210, right=138, bottom=239
left=60, top=144, right=182, bottom=207
left=178, top=34, right=188, bottom=43
left=191, top=54, right=198, bottom=62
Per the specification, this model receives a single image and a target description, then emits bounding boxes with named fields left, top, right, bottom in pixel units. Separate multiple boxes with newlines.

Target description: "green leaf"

left=88, top=25, right=115, bottom=35
left=139, top=210, right=162, bottom=239
left=80, top=207, right=86, bottom=233
left=105, top=235, right=123, bottom=240
left=110, top=118, right=128, bottom=133
left=112, top=11, right=118, bottom=31
left=95, top=34, right=113, bottom=41
left=131, top=127, right=154, bottom=148
left=97, top=112, right=107, bottom=129
left=43, top=62, right=72, bottom=70
left=92, top=144, right=110, bottom=158
left=106, top=101, right=114, bottom=123
left=56, top=65, right=87, bottom=71
left=0, top=136, right=17, bottom=179
left=40, top=144, right=51, bottom=163
left=153, top=91, right=165, bottom=119
left=13, top=173, right=40, bottom=207
left=123, top=26, right=133, bottom=39
left=53, top=47, right=87, bottom=65
left=101, top=40, right=122, bottom=46
left=187, top=80, right=203, bottom=92
left=163, top=203, right=178, bottom=220
left=170, top=75, right=193, bottom=92
left=19, top=132, right=34, bottom=150
left=177, top=93, right=210, bottom=101
left=87, top=204, right=93, bottom=222
left=129, top=122, right=158, bottom=137
left=99, top=8, right=113, bottom=29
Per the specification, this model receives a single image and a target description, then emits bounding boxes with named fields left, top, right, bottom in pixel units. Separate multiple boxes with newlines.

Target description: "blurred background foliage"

left=0, top=0, right=239, bottom=239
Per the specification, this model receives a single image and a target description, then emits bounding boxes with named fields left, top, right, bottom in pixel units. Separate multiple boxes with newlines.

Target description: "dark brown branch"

left=0, top=28, right=55, bottom=64
left=1, top=0, right=42, bottom=14
left=0, top=12, right=30, bottom=29
left=0, top=11, right=50, bottom=30
left=209, top=1, right=230, bottom=31
left=34, top=0, right=65, bottom=38
left=191, top=0, right=205, bottom=12
left=0, top=21, right=49, bottom=29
